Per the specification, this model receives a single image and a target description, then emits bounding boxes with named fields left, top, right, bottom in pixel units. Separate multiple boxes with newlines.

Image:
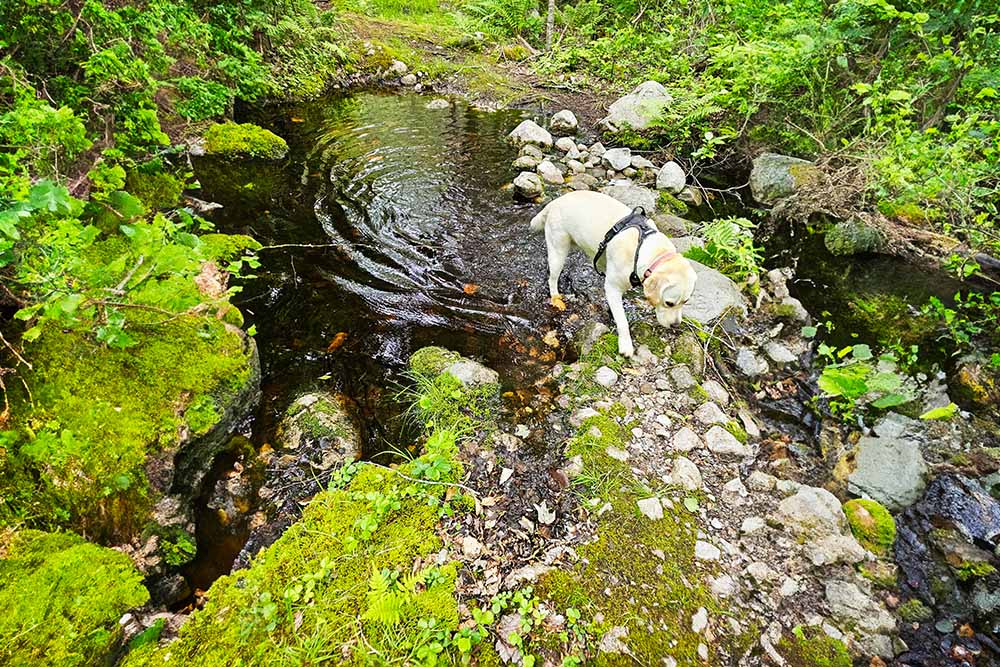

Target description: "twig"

left=0, top=330, right=31, bottom=369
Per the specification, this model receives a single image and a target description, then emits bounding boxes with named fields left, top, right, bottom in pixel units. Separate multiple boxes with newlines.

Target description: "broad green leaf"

left=801, top=325, right=817, bottom=339
left=28, top=180, right=74, bottom=214
left=871, top=393, right=910, bottom=409
left=683, top=496, right=699, bottom=513
left=920, top=403, right=958, bottom=420
left=852, top=344, right=873, bottom=360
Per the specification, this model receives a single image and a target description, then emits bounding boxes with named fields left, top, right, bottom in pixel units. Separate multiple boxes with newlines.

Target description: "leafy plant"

left=683, top=217, right=763, bottom=282
left=815, top=342, right=917, bottom=419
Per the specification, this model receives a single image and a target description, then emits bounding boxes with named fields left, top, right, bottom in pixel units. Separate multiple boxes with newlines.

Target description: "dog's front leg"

left=605, top=281, right=634, bottom=357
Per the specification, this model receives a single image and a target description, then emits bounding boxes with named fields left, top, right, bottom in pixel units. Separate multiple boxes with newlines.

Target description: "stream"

left=181, top=91, right=994, bottom=664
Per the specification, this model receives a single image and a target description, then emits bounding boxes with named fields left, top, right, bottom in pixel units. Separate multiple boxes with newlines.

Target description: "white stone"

left=694, top=402, right=728, bottom=425
left=566, top=159, right=585, bottom=174
left=602, top=147, right=633, bottom=171
left=764, top=340, right=797, bottom=365
left=691, top=607, right=709, bottom=634
left=400, top=73, right=417, bottom=86
left=779, top=577, right=800, bottom=597
left=555, top=136, right=578, bottom=153
left=710, top=574, right=736, bottom=598
left=637, top=497, right=664, bottom=520
left=722, top=477, right=749, bottom=505
left=673, top=427, right=703, bottom=452
left=594, top=366, right=619, bottom=387
left=513, top=155, right=541, bottom=169
left=389, top=60, right=408, bottom=74
left=773, top=485, right=848, bottom=539
left=701, top=380, right=730, bottom=406
left=600, top=81, right=672, bottom=132
left=704, top=426, right=750, bottom=457
left=508, top=119, right=553, bottom=148
left=462, top=535, right=483, bottom=558
left=513, top=171, right=544, bottom=199
left=740, top=517, right=766, bottom=534
left=425, top=98, right=450, bottom=109
left=549, top=109, right=579, bottom=134
left=656, top=161, right=686, bottom=193
left=631, top=155, right=656, bottom=170
left=669, top=457, right=703, bottom=491
left=695, top=541, right=721, bottom=561
left=606, top=446, right=630, bottom=462
left=537, top=160, right=564, bottom=184
left=735, top=348, right=769, bottom=376
left=747, top=470, right=777, bottom=491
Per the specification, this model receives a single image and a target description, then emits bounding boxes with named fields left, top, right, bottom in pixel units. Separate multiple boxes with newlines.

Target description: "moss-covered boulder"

left=844, top=498, right=896, bottom=556
left=951, top=355, right=1000, bottom=416
left=776, top=625, right=852, bottom=667
left=409, top=345, right=499, bottom=389
left=824, top=218, right=886, bottom=256
left=122, top=351, right=497, bottom=666
left=277, top=392, right=361, bottom=457
left=0, top=529, right=149, bottom=666
left=2, top=316, right=260, bottom=542
left=203, top=122, right=288, bottom=159
left=750, top=152, right=823, bottom=206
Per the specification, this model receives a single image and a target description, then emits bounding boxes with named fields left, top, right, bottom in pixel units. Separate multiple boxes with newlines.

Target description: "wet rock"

left=599, top=183, right=657, bottom=212
left=277, top=393, right=360, bottom=458
left=656, top=161, right=686, bottom=193
left=445, top=358, right=500, bottom=388
left=847, top=436, right=927, bottom=511
left=824, top=217, right=886, bottom=256
left=508, top=120, right=553, bottom=148
left=684, top=260, right=746, bottom=324
left=537, top=160, right=565, bottom=184
left=400, top=73, right=417, bottom=86
left=150, top=573, right=191, bottom=607
left=669, top=457, right=703, bottom=491
left=426, top=98, right=450, bottom=110
left=594, top=366, right=619, bottom=387
left=735, top=347, right=769, bottom=376
left=749, top=152, right=823, bottom=206
left=513, top=171, right=544, bottom=199
left=704, top=425, right=750, bottom=457
left=600, top=81, right=672, bottom=132
left=601, top=147, right=632, bottom=171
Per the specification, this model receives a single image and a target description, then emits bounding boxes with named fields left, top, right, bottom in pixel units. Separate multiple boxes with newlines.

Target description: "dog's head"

left=642, top=254, right=698, bottom=326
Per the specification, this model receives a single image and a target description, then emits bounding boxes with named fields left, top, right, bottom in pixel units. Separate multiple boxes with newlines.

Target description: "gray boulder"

left=278, top=392, right=361, bottom=460
left=848, top=435, right=927, bottom=510
left=600, top=184, right=657, bottom=213
left=555, top=136, right=577, bottom=153
left=508, top=120, right=553, bottom=148
left=749, top=152, right=823, bottom=205
left=600, top=81, right=673, bottom=132
left=824, top=218, right=886, bottom=256
left=549, top=109, right=579, bottom=135
left=513, top=171, right=544, bottom=199
left=444, top=359, right=500, bottom=388
left=602, top=147, right=633, bottom=171
left=682, top=259, right=746, bottom=324
left=537, top=160, right=565, bottom=184
left=656, top=161, right=686, bottom=193
left=512, top=155, right=540, bottom=170
left=774, top=485, right=848, bottom=539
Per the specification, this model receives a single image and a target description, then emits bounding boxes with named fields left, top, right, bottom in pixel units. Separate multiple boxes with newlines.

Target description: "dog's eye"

left=665, top=300, right=677, bottom=308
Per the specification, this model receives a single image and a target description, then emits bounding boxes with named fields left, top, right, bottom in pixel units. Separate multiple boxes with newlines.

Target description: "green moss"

left=203, top=122, right=289, bottom=159
left=843, top=499, right=896, bottom=556
left=859, top=561, right=898, bottom=589
left=199, top=233, right=263, bottom=262
left=724, top=420, right=749, bottom=444
left=0, top=529, right=149, bottom=666
left=158, top=527, right=198, bottom=567
left=688, top=384, right=711, bottom=402
left=777, top=626, right=851, bottom=667
left=409, top=345, right=462, bottom=377
left=845, top=292, right=936, bottom=348
left=954, top=560, right=996, bottom=582
left=766, top=301, right=804, bottom=322
left=125, top=168, right=185, bottom=210
left=124, top=355, right=489, bottom=666
left=657, top=190, right=689, bottom=215
left=4, top=314, right=255, bottom=540
left=897, top=598, right=934, bottom=623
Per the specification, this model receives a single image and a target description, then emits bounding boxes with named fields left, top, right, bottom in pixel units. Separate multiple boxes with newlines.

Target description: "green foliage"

left=159, top=527, right=198, bottom=566
left=923, top=292, right=1000, bottom=356
left=203, top=122, right=289, bottom=159
left=843, top=498, right=896, bottom=556
left=0, top=529, right=149, bottom=667
left=683, top=217, right=763, bottom=282
left=174, top=76, right=234, bottom=121
left=459, top=0, right=543, bottom=39
left=815, top=341, right=917, bottom=419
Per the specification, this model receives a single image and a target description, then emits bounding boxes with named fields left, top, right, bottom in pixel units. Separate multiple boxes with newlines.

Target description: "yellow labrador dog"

left=530, top=191, right=697, bottom=357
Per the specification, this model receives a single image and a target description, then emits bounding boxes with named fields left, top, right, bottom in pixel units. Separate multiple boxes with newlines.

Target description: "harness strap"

left=593, top=206, right=658, bottom=288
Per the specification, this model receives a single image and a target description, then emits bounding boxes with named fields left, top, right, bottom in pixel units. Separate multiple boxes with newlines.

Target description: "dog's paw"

left=549, top=294, right=567, bottom=311
left=618, top=340, right=635, bottom=357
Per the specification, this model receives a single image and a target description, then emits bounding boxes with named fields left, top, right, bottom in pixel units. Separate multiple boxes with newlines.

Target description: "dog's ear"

left=642, top=271, right=666, bottom=304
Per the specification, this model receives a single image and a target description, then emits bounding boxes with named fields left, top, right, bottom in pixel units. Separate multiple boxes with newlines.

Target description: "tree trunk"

left=546, top=0, right=556, bottom=51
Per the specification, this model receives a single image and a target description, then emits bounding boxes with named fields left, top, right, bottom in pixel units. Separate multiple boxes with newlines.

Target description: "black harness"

left=592, top=206, right=657, bottom=288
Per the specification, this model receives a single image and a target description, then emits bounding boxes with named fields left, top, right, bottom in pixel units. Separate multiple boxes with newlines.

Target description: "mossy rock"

left=122, top=360, right=492, bottom=665
left=203, top=122, right=288, bottom=160
left=408, top=346, right=463, bottom=377
left=3, top=315, right=260, bottom=541
left=824, top=218, right=885, bottom=256
left=0, top=529, right=149, bottom=666
left=657, top=190, right=689, bottom=216
left=951, top=356, right=1000, bottom=415
left=843, top=498, right=896, bottom=556
left=777, top=626, right=851, bottom=667
left=277, top=392, right=362, bottom=462
left=125, top=168, right=185, bottom=210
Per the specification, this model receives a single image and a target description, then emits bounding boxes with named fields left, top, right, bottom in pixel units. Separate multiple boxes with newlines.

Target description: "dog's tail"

left=529, top=203, right=550, bottom=233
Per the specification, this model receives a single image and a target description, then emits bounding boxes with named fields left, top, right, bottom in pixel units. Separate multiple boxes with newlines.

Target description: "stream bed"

left=179, top=91, right=998, bottom=665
